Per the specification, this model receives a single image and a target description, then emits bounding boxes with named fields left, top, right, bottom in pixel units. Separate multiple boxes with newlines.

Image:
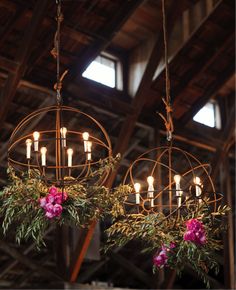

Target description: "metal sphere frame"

left=122, top=146, right=223, bottom=216
left=8, top=105, right=113, bottom=187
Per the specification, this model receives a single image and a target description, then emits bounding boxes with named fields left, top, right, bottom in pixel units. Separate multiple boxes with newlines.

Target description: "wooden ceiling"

left=0, top=0, right=235, bottom=289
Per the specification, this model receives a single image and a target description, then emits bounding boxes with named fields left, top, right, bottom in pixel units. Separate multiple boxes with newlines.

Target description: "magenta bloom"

left=49, top=186, right=58, bottom=195
left=39, top=197, right=47, bottom=209
left=46, top=193, right=55, bottom=204
left=39, top=186, right=68, bottom=219
left=54, top=191, right=68, bottom=204
left=53, top=204, right=63, bottom=216
left=184, top=219, right=206, bottom=245
left=153, top=243, right=175, bottom=268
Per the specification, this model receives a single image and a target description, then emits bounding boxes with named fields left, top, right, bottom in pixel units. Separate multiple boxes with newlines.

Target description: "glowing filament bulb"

left=40, top=147, right=47, bottom=166
left=67, top=148, right=73, bottom=167
left=147, top=176, right=154, bottom=198
left=60, top=127, right=67, bottom=148
left=134, top=183, right=141, bottom=204
left=33, top=131, right=40, bottom=151
left=25, top=139, right=32, bottom=159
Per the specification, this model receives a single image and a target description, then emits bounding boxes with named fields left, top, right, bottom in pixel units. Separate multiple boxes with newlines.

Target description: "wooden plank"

left=69, top=220, right=97, bottom=283
left=0, top=239, right=61, bottom=281
left=222, top=156, right=235, bottom=289
left=174, top=32, right=234, bottom=107
left=0, top=6, right=24, bottom=48
left=0, top=227, right=54, bottom=278
left=179, top=62, right=235, bottom=124
left=0, top=56, right=19, bottom=73
left=208, top=105, right=235, bottom=184
left=68, top=0, right=145, bottom=79
left=0, top=0, right=50, bottom=129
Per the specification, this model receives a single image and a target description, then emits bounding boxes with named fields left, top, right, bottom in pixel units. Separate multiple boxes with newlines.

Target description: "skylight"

left=82, top=55, right=116, bottom=88
left=193, top=101, right=220, bottom=128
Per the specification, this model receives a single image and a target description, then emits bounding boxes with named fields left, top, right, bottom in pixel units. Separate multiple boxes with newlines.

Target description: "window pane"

left=82, top=56, right=116, bottom=88
left=193, top=102, right=215, bottom=127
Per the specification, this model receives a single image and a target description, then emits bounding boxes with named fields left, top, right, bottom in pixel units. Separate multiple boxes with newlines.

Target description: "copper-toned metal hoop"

left=8, top=105, right=113, bottom=187
left=122, top=146, right=222, bottom=216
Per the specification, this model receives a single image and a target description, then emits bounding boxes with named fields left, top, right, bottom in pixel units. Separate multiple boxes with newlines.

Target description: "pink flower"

left=45, top=203, right=54, bottom=213
left=39, top=186, right=67, bottom=219
left=49, top=186, right=58, bottom=195
left=54, top=191, right=68, bottom=204
left=39, top=197, right=47, bottom=209
left=184, top=230, right=195, bottom=241
left=45, top=211, right=55, bottom=219
left=184, top=219, right=206, bottom=245
left=53, top=204, right=63, bottom=217
left=153, top=252, right=168, bottom=267
left=153, top=243, right=175, bottom=268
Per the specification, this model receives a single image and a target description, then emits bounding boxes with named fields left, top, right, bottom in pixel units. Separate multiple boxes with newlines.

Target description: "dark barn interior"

left=0, top=0, right=235, bottom=289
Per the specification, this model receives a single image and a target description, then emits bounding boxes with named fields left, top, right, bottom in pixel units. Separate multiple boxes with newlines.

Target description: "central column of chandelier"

left=8, top=0, right=113, bottom=188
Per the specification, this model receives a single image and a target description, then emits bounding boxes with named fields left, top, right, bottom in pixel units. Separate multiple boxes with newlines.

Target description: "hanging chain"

left=51, top=0, right=68, bottom=105
left=158, top=0, right=174, bottom=142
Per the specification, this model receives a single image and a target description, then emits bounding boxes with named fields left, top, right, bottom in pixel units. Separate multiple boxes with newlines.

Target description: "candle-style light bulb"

left=174, top=174, right=182, bottom=207
left=147, top=176, right=154, bottom=207
left=33, top=131, right=40, bottom=151
left=60, top=127, right=67, bottom=148
left=40, top=147, right=47, bottom=166
left=87, top=141, right=92, bottom=161
left=134, top=183, right=141, bottom=204
left=67, top=148, right=73, bottom=167
left=194, top=176, right=202, bottom=202
left=26, top=139, right=32, bottom=159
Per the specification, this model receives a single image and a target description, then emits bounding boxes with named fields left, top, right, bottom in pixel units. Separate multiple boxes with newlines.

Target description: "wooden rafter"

left=110, top=251, right=154, bottom=288
left=68, top=0, right=145, bottom=79
left=0, top=0, right=50, bottom=130
left=0, top=239, right=61, bottom=281
left=179, top=62, right=235, bottom=124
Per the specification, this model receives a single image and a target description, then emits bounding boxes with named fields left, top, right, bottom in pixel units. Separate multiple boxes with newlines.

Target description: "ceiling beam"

left=69, top=220, right=97, bottom=283
left=179, top=61, right=235, bottom=124
left=110, top=251, right=154, bottom=288
left=68, top=0, right=145, bottom=80
left=173, top=31, right=234, bottom=107
left=0, top=227, right=54, bottom=279
left=0, top=0, right=50, bottom=130
left=0, top=238, right=61, bottom=281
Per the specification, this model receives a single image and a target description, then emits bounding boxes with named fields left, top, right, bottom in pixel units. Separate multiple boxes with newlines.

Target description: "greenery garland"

left=0, top=156, right=119, bottom=247
left=106, top=185, right=230, bottom=288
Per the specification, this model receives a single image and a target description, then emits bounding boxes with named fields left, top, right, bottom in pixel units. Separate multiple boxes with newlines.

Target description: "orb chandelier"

left=7, top=0, right=113, bottom=188
left=122, top=1, right=222, bottom=217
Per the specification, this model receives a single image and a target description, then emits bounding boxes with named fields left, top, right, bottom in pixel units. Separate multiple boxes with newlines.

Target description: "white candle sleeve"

left=134, top=183, right=141, bottom=205
left=40, top=147, right=47, bottom=166
left=60, top=127, right=67, bottom=148
left=26, top=139, right=32, bottom=159
left=87, top=141, right=92, bottom=160
left=67, top=148, right=73, bottom=167
left=33, top=131, right=40, bottom=151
